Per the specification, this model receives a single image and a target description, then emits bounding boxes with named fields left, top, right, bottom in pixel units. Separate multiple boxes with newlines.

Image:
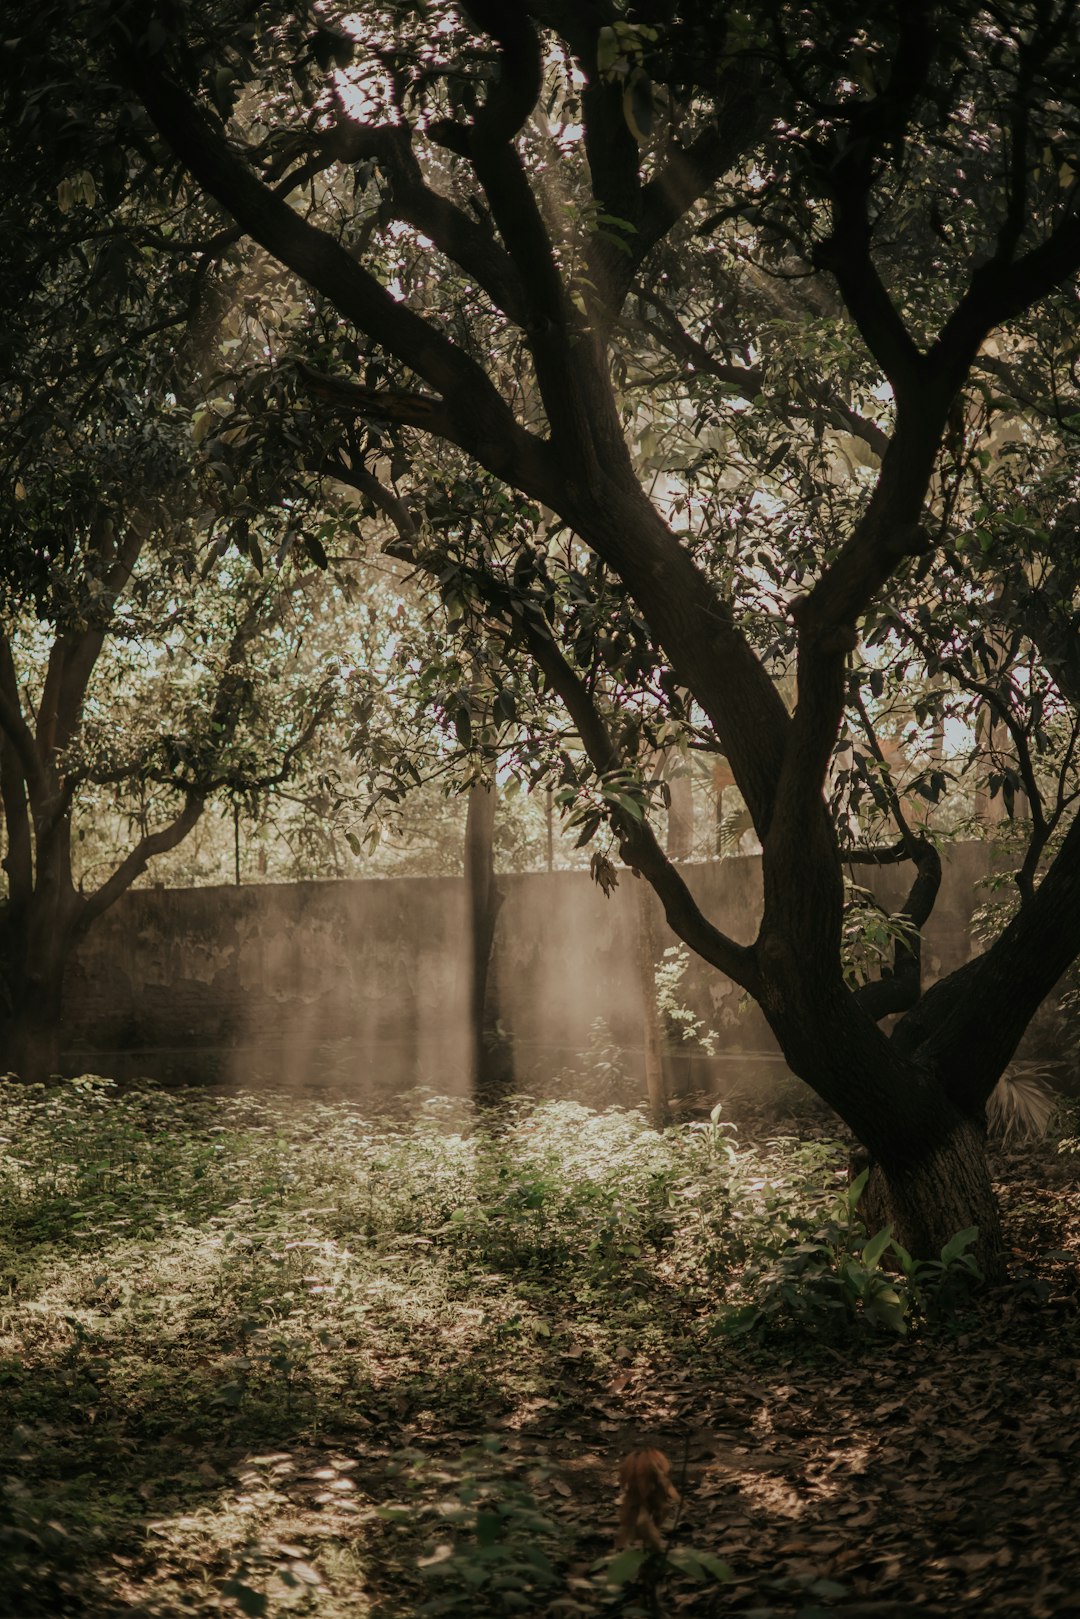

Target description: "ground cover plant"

left=0, top=1077, right=1078, bottom=1617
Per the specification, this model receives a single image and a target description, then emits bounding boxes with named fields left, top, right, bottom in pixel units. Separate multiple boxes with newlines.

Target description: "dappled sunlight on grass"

left=0, top=1077, right=856, bottom=1614
left=2, top=1078, right=1077, bottom=1615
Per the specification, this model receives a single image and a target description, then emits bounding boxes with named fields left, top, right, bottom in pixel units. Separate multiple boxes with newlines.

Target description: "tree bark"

left=882, top=1114, right=1003, bottom=1280
left=1, top=974, right=64, bottom=1082
left=635, top=878, right=669, bottom=1127
left=0, top=908, right=71, bottom=1082
left=464, top=780, right=513, bottom=1105
left=757, top=961, right=1006, bottom=1273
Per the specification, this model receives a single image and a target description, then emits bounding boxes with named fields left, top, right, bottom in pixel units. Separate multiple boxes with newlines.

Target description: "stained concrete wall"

left=61, top=844, right=997, bottom=1098
left=62, top=876, right=472, bottom=1098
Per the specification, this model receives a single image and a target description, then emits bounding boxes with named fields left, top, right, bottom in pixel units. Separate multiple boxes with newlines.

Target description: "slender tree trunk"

left=665, top=756, right=694, bottom=861
left=635, top=879, right=669, bottom=1127
left=464, top=780, right=513, bottom=1105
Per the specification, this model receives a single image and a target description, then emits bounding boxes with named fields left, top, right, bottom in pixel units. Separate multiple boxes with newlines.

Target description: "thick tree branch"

left=295, top=362, right=461, bottom=436
left=542, top=3, right=644, bottom=308
left=315, top=114, right=529, bottom=325
left=454, top=8, right=564, bottom=329
left=331, top=454, right=758, bottom=990
left=810, top=4, right=934, bottom=399
left=931, top=212, right=1080, bottom=391
left=524, top=617, right=758, bottom=991
left=900, top=803, right=1080, bottom=1112
left=121, top=44, right=556, bottom=496
left=844, top=837, right=911, bottom=866
left=760, top=402, right=948, bottom=903
left=78, top=791, right=205, bottom=933
left=636, top=116, right=763, bottom=276
left=813, top=222, right=925, bottom=401
left=0, top=627, right=46, bottom=809
left=326, top=455, right=421, bottom=548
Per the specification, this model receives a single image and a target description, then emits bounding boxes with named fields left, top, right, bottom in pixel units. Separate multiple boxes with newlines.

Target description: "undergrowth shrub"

left=0, top=1079, right=983, bottom=1346
left=716, top=1166, right=983, bottom=1342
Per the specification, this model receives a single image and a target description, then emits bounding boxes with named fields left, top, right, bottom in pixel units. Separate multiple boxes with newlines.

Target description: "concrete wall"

left=60, top=844, right=998, bottom=1099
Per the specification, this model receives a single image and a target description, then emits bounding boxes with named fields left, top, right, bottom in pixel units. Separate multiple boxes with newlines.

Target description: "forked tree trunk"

left=763, top=978, right=1006, bottom=1275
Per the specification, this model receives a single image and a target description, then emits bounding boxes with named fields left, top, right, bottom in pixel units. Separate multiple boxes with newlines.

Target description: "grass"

left=0, top=1075, right=1074, bottom=1617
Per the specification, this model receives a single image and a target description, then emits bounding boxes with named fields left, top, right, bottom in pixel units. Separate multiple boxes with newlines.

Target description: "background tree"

left=0, top=91, right=341, bottom=1080
left=0, top=493, right=338, bottom=1082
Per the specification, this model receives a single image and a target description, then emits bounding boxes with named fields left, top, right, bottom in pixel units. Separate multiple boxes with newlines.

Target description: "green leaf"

left=573, top=810, right=602, bottom=848
left=599, top=1547, right=648, bottom=1586
left=847, top=1167, right=869, bottom=1207
left=303, top=533, right=329, bottom=568
left=608, top=790, right=644, bottom=820
left=861, top=1225, right=893, bottom=1269
left=666, top=1547, right=733, bottom=1582
left=763, top=439, right=791, bottom=475
left=453, top=706, right=472, bottom=748
left=863, top=1286, right=908, bottom=1335
left=888, top=1236, right=915, bottom=1274
left=939, top=1225, right=979, bottom=1266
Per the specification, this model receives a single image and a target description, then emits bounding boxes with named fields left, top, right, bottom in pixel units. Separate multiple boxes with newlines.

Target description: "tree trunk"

left=0, top=824, right=81, bottom=1082
left=635, top=878, right=669, bottom=1127
left=849, top=1093, right=1004, bottom=1279
left=3, top=996, right=64, bottom=1083
left=761, top=973, right=1006, bottom=1275
left=879, top=1114, right=1003, bottom=1280
left=665, top=758, right=694, bottom=861
left=464, top=780, right=513, bottom=1105
left=0, top=946, right=65, bottom=1083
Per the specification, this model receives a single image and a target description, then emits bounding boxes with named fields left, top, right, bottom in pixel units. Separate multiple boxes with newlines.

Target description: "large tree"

left=14, top=0, right=1080, bottom=1266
